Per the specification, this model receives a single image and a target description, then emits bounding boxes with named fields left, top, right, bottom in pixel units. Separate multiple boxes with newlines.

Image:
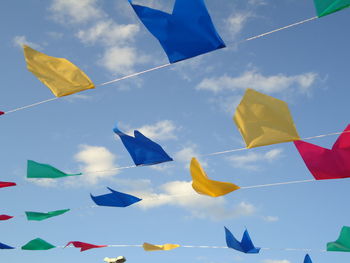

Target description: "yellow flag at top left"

left=23, top=45, right=94, bottom=97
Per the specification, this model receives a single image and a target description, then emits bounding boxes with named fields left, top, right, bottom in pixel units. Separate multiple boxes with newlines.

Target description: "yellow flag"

left=233, top=88, right=300, bottom=148
left=190, top=158, right=240, bottom=197
left=143, top=242, right=180, bottom=251
left=23, top=45, right=94, bottom=97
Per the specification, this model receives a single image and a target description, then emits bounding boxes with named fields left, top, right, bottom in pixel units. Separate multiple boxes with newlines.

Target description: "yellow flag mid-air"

left=143, top=242, right=180, bottom=251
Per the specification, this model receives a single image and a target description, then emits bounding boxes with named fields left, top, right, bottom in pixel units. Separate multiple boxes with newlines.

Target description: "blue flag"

left=113, top=124, right=173, bottom=166
left=304, top=254, right=312, bottom=263
left=91, top=187, right=142, bottom=207
left=225, top=227, right=260, bottom=254
left=0, top=242, right=14, bottom=249
left=128, top=0, right=225, bottom=63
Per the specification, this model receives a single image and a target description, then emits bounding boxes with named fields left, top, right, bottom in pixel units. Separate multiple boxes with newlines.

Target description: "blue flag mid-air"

left=128, top=0, right=226, bottom=63
left=113, top=125, right=173, bottom=166
left=304, top=254, right=313, bottom=263
left=0, top=242, right=14, bottom=249
left=91, top=187, right=142, bottom=207
left=225, top=227, right=260, bottom=254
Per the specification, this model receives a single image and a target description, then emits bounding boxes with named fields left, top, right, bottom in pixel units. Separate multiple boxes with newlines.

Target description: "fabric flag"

left=233, top=88, right=300, bottom=148
left=225, top=227, right=260, bottom=254
left=23, top=45, right=94, bottom=97
left=25, top=209, right=70, bottom=221
left=21, top=238, right=55, bottom=250
left=0, top=111, right=4, bottom=116
left=314, top=0, right=350, bottom=17
left=27, top=160, right=82, bottom=179
left=327, top=226, right=350, bottom=252
left=0, top=215, right=13, bottom=221
left=104, top=257, right=126, bottom=263
left=294, top=124, right=350, bottom=180
left=304, top=254, right=313, bottom=263
left=128, top=0, right=225, bottom=63
left=0, top=242, right=14, bottom=249
left=0, top=181, right=16, bottom=188
left=143, top=242, right=180, bottom=251
left=65, top=241, right=107, bottom=252
left=91, top=187, right=142, bottom=207
left=190, top=158, right=240, bottom=197
left=113, top=125, right=173, bottom=166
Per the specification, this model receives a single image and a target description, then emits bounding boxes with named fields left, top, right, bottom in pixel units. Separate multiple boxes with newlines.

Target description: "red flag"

left=65, top=241, right=107, bottom=252
left=0, top=111, right=4, bottom=116
left=295, top=124, right=350, bottom=180
left=0, top=215, right=13, bottom=221
left=0, top=181, right=16, bottom=188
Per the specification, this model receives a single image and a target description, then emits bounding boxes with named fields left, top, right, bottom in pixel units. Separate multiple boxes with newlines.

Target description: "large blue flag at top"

left=91, top=187, right=142, bottom=207
left=304, top=254, right=312, bottom=263
left=128, top=0, right=226, bottom=63
left=0, top=242, right=14, bottom=249
left=113, top=124, right=173, bottom=166
left=225, top=227, right=260, bottom=254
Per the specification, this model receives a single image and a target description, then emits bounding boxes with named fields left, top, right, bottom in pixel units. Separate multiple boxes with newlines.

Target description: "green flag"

left=21, top=238, right=56, bottom=250
left=27, top=160, right=81, bottom=178
left=25, top=209, right=70, bottom=221
left=327, top=226, right=350, bottom=252
left=314, top=0, right=350, bottom=17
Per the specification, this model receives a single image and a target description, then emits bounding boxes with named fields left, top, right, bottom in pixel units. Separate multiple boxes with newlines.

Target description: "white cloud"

left=134, top=180, right=256, bottom=220
left=129, top=120, right=178, bottom=141
left=13, top=35, right=42, bottom=50
left=262, top=215, right=279, bottom=222
left=196, top=70, right=318, bottom=95
left=173, top=144, right=208, bottom=169
left=225, top=12, right=253, bottom=39
left=50, top=0, right=103, bottom=24
left=263, top=260, right=291, bottom=263
left=74, top=144, right=120, bottom=184
left=227, top=148, right=283, bottom=170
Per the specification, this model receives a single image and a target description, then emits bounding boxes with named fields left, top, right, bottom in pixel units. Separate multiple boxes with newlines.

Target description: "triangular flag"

left=23, top=45, right=94, bottom=97
left=0, top=215, right=13, bottom=221
left=304, top=254, right=313, bottom=263
left=91, top=187, right=142, bottom=207
left=113, top=125, right=173, bottom=166
left=128, top=0, right=225, bottom=63
left=225, top=227, right=260, bottom=254
left=0, top=181, right=16, bottom=188
left=190, top=158, right=240, bottom=197
left=0, top=242, right=14, bottom=249
left=295, top=124, right=350, bottom=180
left=314, top=0, right=350, bottom=17
left=143, top=242, right=180, bottom=251
left=233, top=88, right=300, bottom=148
left=21, top=238, right=55, bottom=250
left=327, top=226, right=350, bottom=252
left=0, top=111, right=4, bottom=116
left=25, top=209, right=70, bottom=221
left=27, top=160, right=81, bottom=178
left=65, top=241, right=107, bottom=252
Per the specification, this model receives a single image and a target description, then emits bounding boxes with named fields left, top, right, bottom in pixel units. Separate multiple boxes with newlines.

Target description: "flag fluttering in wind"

left=295, top=124, right=350, bottom=180
left=91, top=187, right=142, bottom=207
left=314, top=0, right=350, bottom=17
left=21, top=238, right=56, bottom=250
left=128, top=0, right=225, bottom=63
left=113, top=124, right=173, bottom=166
left=143, top=242, right=180, bottom=251
left=327, top=226, right=350, bottom=252
left=234, top=89, right=300, bottom=148
left=0, top=215, right=13, bottom=221
left=190, top=158, right=240, bottom=197
left=0, top=181, right=16, bottom=188
left=225, top=227, right=260, bottom=254
left=304, top=254, right=313, bottom=263
left=27, top=160, right=81, bottom=179
left=65, top=241, right=107, bottom=252
left=0, top=242, right=14, bottom=249
left=23, top=45, right=94, bottom=97
left=25, top=209, right=70, bottom=221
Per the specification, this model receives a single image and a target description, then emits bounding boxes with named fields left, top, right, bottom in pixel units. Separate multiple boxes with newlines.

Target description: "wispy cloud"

left=262, top=215, right=279, bottom=222
left=263, top=260, right=291, bottom=263
left=13, top=35, right=42, bottom=49
left=127, top=120, right=178, bottom=141
left=225, top=12, right=253, bottom=40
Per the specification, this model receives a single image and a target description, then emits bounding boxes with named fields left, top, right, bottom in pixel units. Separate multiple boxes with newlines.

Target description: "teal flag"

left=314, top=0, right=350, bottom=17
left=21, top=238, right=56, bottom=250
left=25, top=209, right=70, bottom=221
left=327, top=226, right=350, bottom=252
left=27, top=160, right=81, bottom=178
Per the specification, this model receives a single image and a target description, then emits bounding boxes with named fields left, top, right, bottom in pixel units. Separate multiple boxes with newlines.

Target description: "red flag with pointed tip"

left=295, top=124, right=350, bottom=180
left=65, top=241, right=107, bottom=252
left=0, top=111, right=4, bottom=116
left=0, top=215, right=13, bottom=221
left=0, top=181, right=16, bottom=188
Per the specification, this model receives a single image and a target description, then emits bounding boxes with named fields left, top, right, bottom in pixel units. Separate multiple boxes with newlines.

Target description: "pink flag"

left=65, top=241, right=107, bottom=252
left=294, top=124, right=350, bottom=180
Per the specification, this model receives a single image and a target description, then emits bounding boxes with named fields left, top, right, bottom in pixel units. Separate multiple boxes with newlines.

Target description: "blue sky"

left=1, top=0, right=350, bottom=262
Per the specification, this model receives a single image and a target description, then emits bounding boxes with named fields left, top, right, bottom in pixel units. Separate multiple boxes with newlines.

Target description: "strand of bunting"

left=1, top=0, right=349, bottom=116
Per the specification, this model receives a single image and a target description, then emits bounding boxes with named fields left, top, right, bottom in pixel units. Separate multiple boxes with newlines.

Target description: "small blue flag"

left=225, top=227, right=260, bottom=254
left=91, top=187, right=142, bottom=207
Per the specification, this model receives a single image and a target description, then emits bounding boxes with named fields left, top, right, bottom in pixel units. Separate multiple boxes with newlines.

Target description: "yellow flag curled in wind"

left=233, top=88, right=300, bottom=148
left=190, top=158, right=240, bottom=197
left=23, top=45, right=94, bottom=97
left=143, top=242, right=180, bottom=251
